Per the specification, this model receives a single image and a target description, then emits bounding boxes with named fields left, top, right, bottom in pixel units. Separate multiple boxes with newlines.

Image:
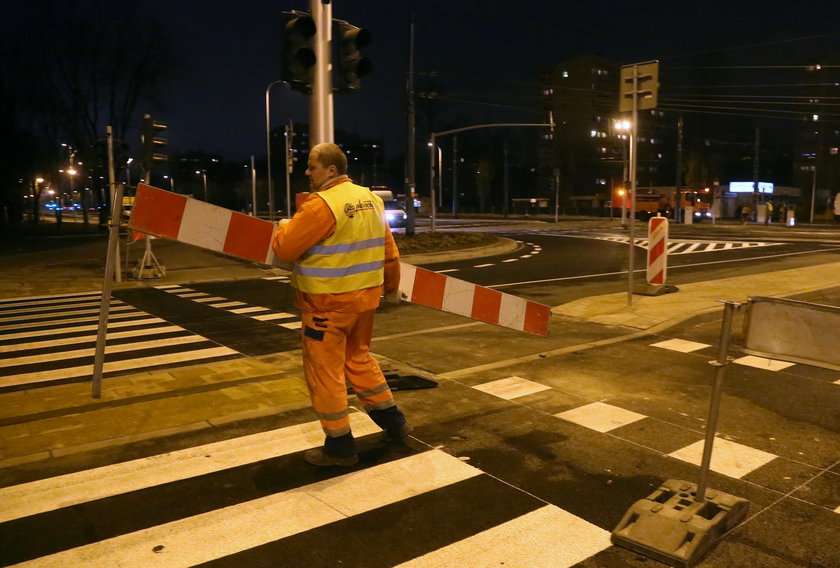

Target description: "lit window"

left=813, top=114, right=820, bottom=121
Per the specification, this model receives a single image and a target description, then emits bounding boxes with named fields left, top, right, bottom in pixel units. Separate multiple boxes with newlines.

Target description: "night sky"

left=137, top=0, right=840, bottom=160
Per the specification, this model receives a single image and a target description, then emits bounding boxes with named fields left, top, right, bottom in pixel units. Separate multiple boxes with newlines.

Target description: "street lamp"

left=196, top=170, right=207, bottom=201
left=265, top=79, right=288, bottom=222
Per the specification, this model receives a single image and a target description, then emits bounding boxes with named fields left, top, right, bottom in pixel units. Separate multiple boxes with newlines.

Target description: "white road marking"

left=20, top=450, right=481, bottom=568
left=473, top=376, right=551, bottom=400
left=396, top=505, right=611, bottom=568
left=0, top=413, right=381, bottom=523
left=0, top=347, right=237, bottom=388
left=668, top=437, right=777, bottom=479
left=733, top=355, right=795, bottom=372
left=650, top=338, right=710, bottom=353
left=555, top=402, right=646, bottom=433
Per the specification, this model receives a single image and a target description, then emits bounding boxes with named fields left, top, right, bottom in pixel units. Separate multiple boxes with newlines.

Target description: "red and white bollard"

left=646, top=215, right=668, bottom=286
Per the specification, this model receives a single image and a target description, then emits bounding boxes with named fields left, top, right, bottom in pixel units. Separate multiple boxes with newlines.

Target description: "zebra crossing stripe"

left=0, top=304, right=134, bottom=325
left=16, top=450, right=481, bottom=568
left=0, top=291, right=102, bottom=307
left=0, top=299, right=124, bottom=317
left=0, top=347, right=237, bottom=389
left=0, top=309, right=142, bottom=333
left=0, top=325, right=183, bottom=353
left=0, top=336, right=207, bottom=368
left=156, top=284, right=300, bottom=328
left=396, top=505, right=611, bottom=568
left=0, top=413, right=381, bottom=523
left=0, top=317, right=166, bottom=342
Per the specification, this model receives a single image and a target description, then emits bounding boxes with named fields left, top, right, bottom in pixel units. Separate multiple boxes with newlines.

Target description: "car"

left=383, top=199, right=407, bottom=228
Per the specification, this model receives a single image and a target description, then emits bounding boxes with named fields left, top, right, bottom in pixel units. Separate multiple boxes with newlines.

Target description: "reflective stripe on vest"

left=293, top=182, right=386, bottom=294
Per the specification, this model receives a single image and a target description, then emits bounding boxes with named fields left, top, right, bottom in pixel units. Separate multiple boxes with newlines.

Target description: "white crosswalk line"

left=0, top=335, right=206, bottom=368
left=0, top=413, right=381, bottom=523
left=0, top=325, right=183, bottom=353
left=0, top=299, right=124, bottom=317
left=0, top=309, right=146, bottom=332
left=396, top=505, right=611, bottom=568
left=0, top=317, right=166, bottom=341
left=0, top=347, right=238, bottom=388
left=0, top=304, right=135, bottom=325
left=19, top=450, right=482, bottom=568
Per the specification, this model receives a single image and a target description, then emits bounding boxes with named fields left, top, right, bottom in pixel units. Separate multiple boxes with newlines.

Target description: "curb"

left=400, top=237, right=520, bottom=266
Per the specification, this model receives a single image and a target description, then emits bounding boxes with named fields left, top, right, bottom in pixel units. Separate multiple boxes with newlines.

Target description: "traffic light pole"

left=310, top=0, right=334, bottom=145
left=106, top=125, right=121, bottom=282
left=628, top=66, right=639, bottom=306
left=429, top=121, right=554, bottom=232
left=265, top=79, right=287, bottom=222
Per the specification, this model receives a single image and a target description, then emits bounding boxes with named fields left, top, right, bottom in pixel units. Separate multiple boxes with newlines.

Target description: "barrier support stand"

left=132, top=234, right=166, bottom=279
left=612, top=301, right=750, bottom=567
left=91, top=183, right=124, bottom=399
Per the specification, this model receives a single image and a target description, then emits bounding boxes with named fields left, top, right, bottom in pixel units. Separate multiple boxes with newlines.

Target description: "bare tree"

left=1, top=0, right=178, bottom=223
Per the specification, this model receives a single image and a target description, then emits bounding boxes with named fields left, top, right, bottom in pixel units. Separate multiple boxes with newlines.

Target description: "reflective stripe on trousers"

left=301, top=309, right=395, bottom=438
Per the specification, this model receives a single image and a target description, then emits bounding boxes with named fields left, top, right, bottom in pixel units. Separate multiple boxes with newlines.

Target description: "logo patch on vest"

left=343, top=199, right=375, bottom=218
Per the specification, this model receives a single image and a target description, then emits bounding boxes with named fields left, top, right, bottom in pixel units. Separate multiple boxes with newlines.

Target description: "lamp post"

left=163, top=175, right=174, bottom=192
left=196, top=170, right=207, bottom=201
left=125, top=158, right=133, bottom=190
left=265, top=79, right=287, bottom=222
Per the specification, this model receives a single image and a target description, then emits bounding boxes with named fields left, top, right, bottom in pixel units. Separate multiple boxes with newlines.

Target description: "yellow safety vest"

left=293, top=181, right=387, bottom=294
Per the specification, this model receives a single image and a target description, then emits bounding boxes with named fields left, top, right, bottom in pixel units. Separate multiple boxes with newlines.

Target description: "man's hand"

left=277, top=218, right=292, bottom=229
left=384, top=289, right=402, bottom=305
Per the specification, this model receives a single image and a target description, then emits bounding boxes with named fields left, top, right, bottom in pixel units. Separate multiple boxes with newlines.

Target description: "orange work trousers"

left=301, top=309, right=396, bottom=438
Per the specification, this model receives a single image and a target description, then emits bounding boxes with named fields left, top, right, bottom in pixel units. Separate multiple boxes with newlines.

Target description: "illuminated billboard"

left=729, top=181, right=774, bottom=193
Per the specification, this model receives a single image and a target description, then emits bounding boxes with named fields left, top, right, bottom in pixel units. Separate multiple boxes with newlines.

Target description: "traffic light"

left=283, top=11, right=316, bottom=93
left=336, top=20, right=371, bottom=92
left=141, top=114, right=167, bottom=174
left=115, top=142, right=130, bottom=169
left=94, top=139, right=109, bottom=169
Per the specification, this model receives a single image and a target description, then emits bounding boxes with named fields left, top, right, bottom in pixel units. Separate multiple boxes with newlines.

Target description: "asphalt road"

left=0, top=222, right=838, bottom=567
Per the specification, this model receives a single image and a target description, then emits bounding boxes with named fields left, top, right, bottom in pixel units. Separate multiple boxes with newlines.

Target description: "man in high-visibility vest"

left=271, top=143, right=410, bottom=467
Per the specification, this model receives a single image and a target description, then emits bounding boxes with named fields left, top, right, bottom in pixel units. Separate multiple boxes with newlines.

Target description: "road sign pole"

left=91, top=182, right=124, bottom=398
left=627, top=65, right=639, bottom=306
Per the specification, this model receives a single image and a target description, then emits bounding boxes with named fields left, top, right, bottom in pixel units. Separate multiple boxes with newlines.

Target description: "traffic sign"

left=619, top=61, right=659, bottom=112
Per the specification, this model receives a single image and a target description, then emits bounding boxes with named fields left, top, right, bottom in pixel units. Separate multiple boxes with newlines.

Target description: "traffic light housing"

left=141, top=114, right=168, bottom=174
left=115, top=142, right=130, bottom=169
left=336, top=19, right=371, bottom=92
left=283, top=11, right=316, bottom=93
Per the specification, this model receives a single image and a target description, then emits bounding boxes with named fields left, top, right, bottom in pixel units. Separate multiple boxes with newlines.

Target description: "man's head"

left=306, top=143, right=348, bottom=190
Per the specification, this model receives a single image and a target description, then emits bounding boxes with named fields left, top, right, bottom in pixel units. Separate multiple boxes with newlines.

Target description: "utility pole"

left=752, top=123, right=760, bottom=220
left=675, top=115, right=683, bottom=223
left=503, top=139, right=509, bottom=218
left=285, top=121, right=294, bottom=217
left=404, top=14, right=417, bottom=236
left=452, top=135, right=458, bottom=217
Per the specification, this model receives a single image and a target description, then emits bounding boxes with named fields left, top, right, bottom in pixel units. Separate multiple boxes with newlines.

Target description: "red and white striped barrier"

left=129, top=183, right=277, bottom=265
left=646, top=216, right=668, bottom=286
left=399, top=264, right=550, bottom=336
left=128, top=184, right=550, bottom=336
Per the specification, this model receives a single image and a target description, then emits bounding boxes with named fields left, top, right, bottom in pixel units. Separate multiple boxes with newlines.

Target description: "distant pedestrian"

left=765, top=201, right=773, bottom=225
left=778, top=204, right=786, bottom=224
left=741, top=204, right=751, bottom=224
